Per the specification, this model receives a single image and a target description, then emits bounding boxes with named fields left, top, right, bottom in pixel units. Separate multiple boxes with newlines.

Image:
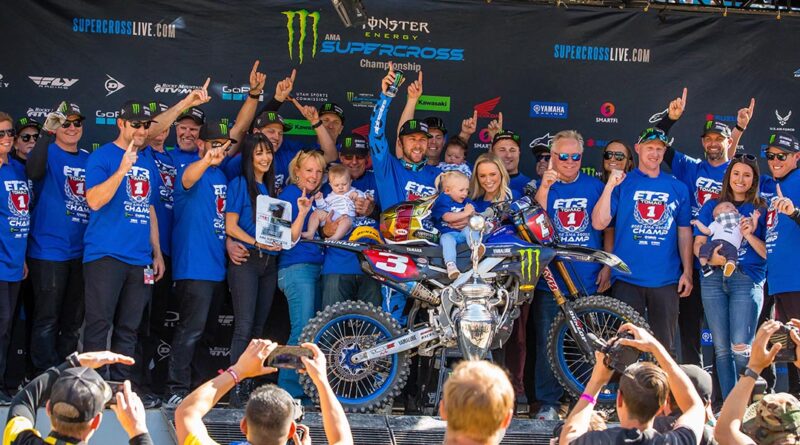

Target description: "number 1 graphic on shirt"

left=566, top=212, right=576, bottom=225
left=134, top=182, right=144, bottom=196
left=17, top=195, right=26, bottom=210
left=646, top=206, right=656, bottom=218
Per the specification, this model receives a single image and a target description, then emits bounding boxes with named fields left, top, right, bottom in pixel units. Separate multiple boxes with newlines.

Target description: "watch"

left=67, top=352, right=81, bottom=368
left=311, top=120, right=324, bottom=129
left=742, top=367, right=760, bottom=381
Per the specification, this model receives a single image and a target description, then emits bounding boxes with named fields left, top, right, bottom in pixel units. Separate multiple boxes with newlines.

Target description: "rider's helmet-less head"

left=380, top=195, right=440, bottom=245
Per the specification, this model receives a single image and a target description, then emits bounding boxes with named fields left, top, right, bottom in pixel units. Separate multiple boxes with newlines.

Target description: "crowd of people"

left=0, top=58, right=800, bottom=444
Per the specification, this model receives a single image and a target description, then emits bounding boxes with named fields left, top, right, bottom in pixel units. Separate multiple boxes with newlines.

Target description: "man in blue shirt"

left=492, top=130, right=531, bottom=197
left=593, top=127, right=693, bottom=354
left=170, top=107, right=205, bottom=169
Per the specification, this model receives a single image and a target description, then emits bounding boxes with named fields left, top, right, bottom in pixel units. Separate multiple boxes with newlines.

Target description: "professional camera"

left=769, top=322, right=800, bottom=363
left=601, top=332, right=640, bottom=373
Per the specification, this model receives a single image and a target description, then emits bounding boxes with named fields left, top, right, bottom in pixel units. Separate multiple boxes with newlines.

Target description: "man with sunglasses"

left=593, top=127, right=693, bottom=355
left=25, top=102, right=90, bottom=376
left=12, top=118, right=41, bottom=164
left=533, top=144, right=550, bottom=180
left=82, top=100, right=165, bottom=396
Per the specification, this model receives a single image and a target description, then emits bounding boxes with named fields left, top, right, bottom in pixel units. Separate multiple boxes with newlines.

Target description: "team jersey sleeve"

left=694, top=200, right=714, bottom=237
left=2, top=417, right=37, bottom=445
left=670, top=150, right=699, bottom=181
left=369, top=93, right=393, bottom=180
left=675, top=184, right=692, bottom=227
left=183, top=432, right=219, bottom=445
left=226, top=177, right=245, bottom=216
left=85, top=149, right=111, bottom=190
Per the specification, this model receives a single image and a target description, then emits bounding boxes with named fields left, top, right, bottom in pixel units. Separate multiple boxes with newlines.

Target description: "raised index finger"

left=388, top=61, right=394, bottom=74
left=289, top=68, right=297, bottom=83
left=418, top=70, right=423, bottom=84
left=251, top=60, right=260, bottom=74
left=498, top=111, right=503, bottom=128
left=202, top=77, right=211, bottom=90
left=748, top=97, right=755, bottom=113
left=472, top=109, right=478, bottom=121
left=127, top=139, right=136, bottom=152
left=681, top=87, right=687, bottom=104
left=777, top=183, right=784, bottom=198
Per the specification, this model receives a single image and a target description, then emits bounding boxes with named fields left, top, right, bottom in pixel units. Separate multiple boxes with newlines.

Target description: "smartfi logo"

left=283, top=10, right=320, bottom=64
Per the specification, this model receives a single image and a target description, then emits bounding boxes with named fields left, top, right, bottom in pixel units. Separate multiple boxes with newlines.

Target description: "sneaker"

left=701, top=264, right=714, bottom=277
left=515, top=394, right=530, bottom=415
left=162, top=392, right=187, bottom=409
left=140, top=393, right=162, bottom=409
left=723, top=261, right=736, bottom=277
left=535, top=405, right=560, bottom=421
left=0, top=391, right=11, bottom=407
left=446, top=262, right=460, bottom=280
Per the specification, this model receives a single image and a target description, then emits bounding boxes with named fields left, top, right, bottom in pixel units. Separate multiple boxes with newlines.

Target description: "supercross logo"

left=695, top=177, right=721, bottom=209
left=126, top=167, right=151, bottom=203
left=29, top=76, right=78, bottom=90
left=346, top=91, right=379, bottom=109
left=5, top=181, right=30, bottom=217
left=552, top=198, right=589, bottom=234
left=63, top=166, right=87, bottom=202
left=283, top=10, right=320, bottom=64
left=633, top=191, right=670, bottom=226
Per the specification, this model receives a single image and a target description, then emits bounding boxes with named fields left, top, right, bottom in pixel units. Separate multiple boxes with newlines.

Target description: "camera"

left=769, top=322, right=799, bottom=363
left=266, top=346, right=314, bottom=370
left=602, top=332, right=640, bottom=373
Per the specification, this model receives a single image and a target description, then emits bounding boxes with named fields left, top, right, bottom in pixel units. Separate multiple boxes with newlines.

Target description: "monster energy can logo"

left=283, top=10, right=320, bottom=64
left=519, top=248, right=541, bottom=283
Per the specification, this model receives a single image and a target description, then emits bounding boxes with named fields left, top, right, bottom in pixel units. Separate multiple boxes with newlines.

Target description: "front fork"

left=541, top=262, right=596, bottom=363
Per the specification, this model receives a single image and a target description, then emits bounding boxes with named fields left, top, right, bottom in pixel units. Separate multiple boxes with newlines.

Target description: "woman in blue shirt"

left=469, top=153, right=515, bottom=213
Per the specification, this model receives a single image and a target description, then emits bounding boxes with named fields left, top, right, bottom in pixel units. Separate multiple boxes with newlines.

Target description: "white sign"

left=256, top=195, right=293, bottom=249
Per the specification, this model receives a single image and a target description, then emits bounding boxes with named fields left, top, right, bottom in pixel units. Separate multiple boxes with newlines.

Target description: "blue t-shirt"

left=760, top=174, right=778, bottom=201
left=695, top=199, right=767, bottom=284
left=536, top=173, right=605, bottom=294
left=171, top=162, right=228, bottom=281
left=220, top=138, right=305, bottom=194
left=28, top=143, right=90, bottom=261
left=277, top=184, right=324, bottom=269
left=170, top=148, right=200, bottom=170
left=432, top=194, right=475, bottom=234
left=142, top=147, right=175, bottom=257
left=472, top=189, right=520, bottom=213
left=671, top=151, right=728, bottom=217
left=226, top=175, right=276, bottom=254
left=509, top=172, right=532, bottom=198
left=609, top=168, right=692, bottom=288
left=83, top=143, right=158, bottom=266
left=0, top=159, right=30, bottom=281
left=765, top=168, right=800, bottom=295
left=369, top=94, right=440, bottom=210
left=321, top=170, right=380, bottom=276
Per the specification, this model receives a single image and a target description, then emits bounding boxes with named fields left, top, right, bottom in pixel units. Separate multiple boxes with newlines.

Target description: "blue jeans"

left=533, top=290, right=563, bottom=407
left=277, top=263, right=322, bottom=397
left=440, top=227, right=480, bottom=265
left=701, top=269, right=763, bottom=398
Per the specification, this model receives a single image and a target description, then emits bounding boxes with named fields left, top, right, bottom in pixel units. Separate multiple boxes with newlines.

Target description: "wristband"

left=248, top=91, right=262, bottom=99
left=311, top=120, right=323, bottom=129
left=580, top=393, right=596, bottom=405
left=67, top=352, right=81, bottom=368
left=742, top=367, right=760, bottom=381
left=735, top=124, right=746, bottom=132
left=224, top=367, right=240, bottom=385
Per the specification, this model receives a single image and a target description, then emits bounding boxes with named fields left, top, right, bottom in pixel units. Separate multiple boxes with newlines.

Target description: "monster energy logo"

left=283, top=10, right=320, bottom=64
left=770, top=134, right=777, bottom=144
left=219, top=123, right=227, bottom=135
left=92, top=143, right=100, bottom=151
left=344, top=137, right=353, bottom=148
left=346, top=92, right=355, bottom=102
left=18, top=118, right=28, bottom=125
left=705, top=121, right=713, bottom=130
left=519, top=248, right=540, bottom=282
left=409, top=120, right=417, bottom=130
left=132, top=103, right=140, bottom=114
left=268, top=112, right=277, bottom=120
left=59, top=103, right=69, bottom=113
left=148, top=102, right=157, bottom=112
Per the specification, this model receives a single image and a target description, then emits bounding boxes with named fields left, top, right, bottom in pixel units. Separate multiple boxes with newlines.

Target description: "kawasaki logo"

left=519, top=248, right=541, bottom=283
left=284, top=119, right=316, bottom=136
left=283, top=10, right=320, bottom=64
left=416, top=95, right=450, bottom=112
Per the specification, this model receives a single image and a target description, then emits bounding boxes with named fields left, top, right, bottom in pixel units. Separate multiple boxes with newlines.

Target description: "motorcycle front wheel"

left=546, top=295, right=650, bottom=405
left=299, top=300, right=411, bottom=413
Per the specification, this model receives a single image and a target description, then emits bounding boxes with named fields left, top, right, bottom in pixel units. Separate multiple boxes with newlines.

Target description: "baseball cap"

left=340, top=134, right=368, bottom=156
left=254, top=111, right=291, bottom=132
left=743, top=393, right=800, bottom=445
left=200, top=119, right=237, bottom=144
left=176, top=107, right=205, bottom=125
left=398, top=119, right=432, bottom=138
left=54, top=102, right=85, bottom=120
left=492, top=130, right=521, bottom=146
left=637, top=127, right=669, bottom=146
left=532, top=144, right=550, bottom=157
left=119, top=100, right=156, bottom=122
left=702, top=120, right=732, bottom=139
left=766, top=133, right=800, bottom=153
left=678, top=364, right=712, bottom=403
left=49, top=367, right=112, bottom=423
left=146, top=101, right=169, bottom=115
left=14, top=117, right=41, bottom=134
left=319, top=102, right=345, bottom=123
left=423, top=117, right=447, bottom=135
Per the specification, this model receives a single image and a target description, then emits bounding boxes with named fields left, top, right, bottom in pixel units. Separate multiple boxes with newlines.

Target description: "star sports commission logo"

left=29, top=76, right=79, bottom=90
left=72, top=17, right=179, bottom=39
left=553, top=44, right=651, bottom=63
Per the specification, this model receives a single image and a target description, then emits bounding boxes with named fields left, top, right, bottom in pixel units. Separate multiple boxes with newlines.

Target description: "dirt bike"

left=298, top=194, right=649, bottom=413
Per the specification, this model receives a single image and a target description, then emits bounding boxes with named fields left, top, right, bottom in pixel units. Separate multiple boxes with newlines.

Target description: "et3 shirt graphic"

left=0, top=159, right=30, bottom=281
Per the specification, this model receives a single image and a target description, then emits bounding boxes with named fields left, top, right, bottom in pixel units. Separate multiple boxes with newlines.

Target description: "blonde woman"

left=469, top=152, right=516, bottom=213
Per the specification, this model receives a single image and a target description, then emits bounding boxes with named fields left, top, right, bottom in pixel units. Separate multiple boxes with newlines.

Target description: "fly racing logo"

left=105, top=74, right=125, bottom=96
left=29, top=76, right=79, bottom=89
left=217, top=315, right=234, bottom=326
left=776, top=110, right=792, bottom=127
left=283, top=10, right=320, bottom=63
left=519, top=248, right=541, bottom=283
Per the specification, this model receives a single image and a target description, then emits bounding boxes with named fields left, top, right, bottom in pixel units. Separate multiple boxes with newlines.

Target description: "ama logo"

left=126, top=167, right=151, bottom=203
left=5, top=181, right=30, bottom=217
left=552, top=198, right=589, bottom=233
left=633, top=191, right=670, bottom=226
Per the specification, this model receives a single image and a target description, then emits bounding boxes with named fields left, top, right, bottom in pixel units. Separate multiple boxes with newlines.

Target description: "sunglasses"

left=555, top=152, right=582, bottom=162
left=603, top=151, right=627, bottom=161
left=341, top=154, right=367, bottom=161
left=536, top=154, right=551, bottom=162
left=637, top=128, right=669, bottom=145
left=62, top=119, right=83, bottom=129
left=210, top=140, right=229, bottom=149
left=19, top=134, right=39, bottom=142
left=128, top=121, right=152, bottom=130
left=733, top=153, right=757, bottom=161
left=766, top=152, right=790, bottom=161
left=0, top=129, right=16, bottom=138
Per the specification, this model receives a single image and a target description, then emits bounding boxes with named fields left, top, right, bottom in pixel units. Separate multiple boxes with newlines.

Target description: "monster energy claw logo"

left=18, top=118, right=28, bottom=125
left=283, top=10, right=320, bottom=64
left=346, top=92, right=355, bottom=102
left=132, top=103, right=140, bottom=114
left=219, top=123, right=227, bottom=134
left=519, top=248, right=540, bottom=282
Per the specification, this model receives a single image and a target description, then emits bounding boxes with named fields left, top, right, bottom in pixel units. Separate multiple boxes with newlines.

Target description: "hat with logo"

left=767, top=133, right=800, bottom=153
left=423, top=117, right=447, bottom=135
left=319, top=102, right=345, bottom=123
left=146, top=101, right=170, bottom=115
left=340, top=134, right=368, bottom=156
left=702, top=120, right=732, bottom=139
left=119, top=100, right=156, bottom=122
left=49, top=367, right=113, bottom=423
left=200, top=119, right=238, bottom=144
left=679, top=364, right=712, bottom=403
left=54, top=102, right=85, bottom=120
left=14, top=117, right=41, bottom=134
left=492, top=130, right=521, bottom=146
left=254, top=111, right=292, bottom=132
left=532, top=144, right=550, bottom=157
left=637, top=127, right=669, bottom=146
left=742, top=393, right=800, bottom=445
left=176, top=107, right=205, bottom=125
left=399, top=119, right=432, bottom=138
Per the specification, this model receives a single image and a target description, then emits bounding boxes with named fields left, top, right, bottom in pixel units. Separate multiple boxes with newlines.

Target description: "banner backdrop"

left=1, top=0, right=799, bottom=388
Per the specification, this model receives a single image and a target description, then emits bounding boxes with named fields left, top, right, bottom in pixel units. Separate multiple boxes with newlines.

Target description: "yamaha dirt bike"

left=298, top=194, right=649, bottom=413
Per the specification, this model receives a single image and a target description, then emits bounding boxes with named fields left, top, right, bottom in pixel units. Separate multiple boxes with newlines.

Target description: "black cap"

left=176, top=107, right=205, bottom=125
left=119, top=100, right=157, bottom=122
left=254, top=111, right=292, bottom=132
left=679, top=364, right=712, bottom=402
left=532, top=144, right=550, bottom=157
left=767, top=133, right=800, bottom=153
left=146, top=101, right=169, bottom=115
left=200, top=119, right=238, bottom=144
left=492, top=130, right=521, bottom=146
left=54, top=102, right=85, bottom=120
left=319, top=102, right=345, bottom=123
left=423, top=117, right=447, bottom=135
left=398, top=119, right=432, bottom=138
left=14, top=117, right=41, bottom=134
left=340, top=134, right=368, bottom=156
left=49, top=367, right=112, bottom=423
left=702, top=120, right=732, bottom=139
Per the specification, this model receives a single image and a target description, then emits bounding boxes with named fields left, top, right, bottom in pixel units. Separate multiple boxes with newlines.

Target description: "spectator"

left=440, top=360, right=514, bottom=445
left=491, top=130, right=530, bottom=198
left=560, top=323, right=705, bottom=444
left=653, top=364, right=718, bottom=445
left=470, top=152, right=515, bottom=213
left=533, top=143, right=551, bottom=180
left=600, top=140, right=635, bottom=184
left=170, top=107, right=205, bottom=169
left=3, top=351, right=152, bottom=445
left=11, top=117, right=40, bottom=164
left=592, top=127, right=693, bottom=353
left=25, top=104, right=88, bottom=376
left=693, top=155, right=767, bottom=398
left=318, top=102, right=346, bottom=143
left=175, top=339, right=353, bottom=445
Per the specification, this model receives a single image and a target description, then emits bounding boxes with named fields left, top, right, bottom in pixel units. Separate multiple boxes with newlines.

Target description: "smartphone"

left=266, top=346, right=313, bottom=370
left=105, top=381, right=125, bottom=405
